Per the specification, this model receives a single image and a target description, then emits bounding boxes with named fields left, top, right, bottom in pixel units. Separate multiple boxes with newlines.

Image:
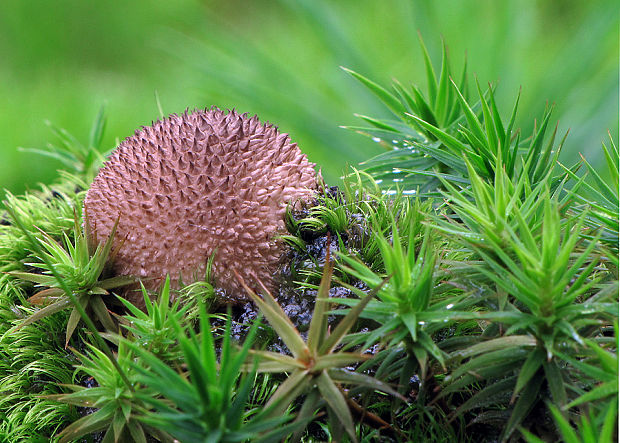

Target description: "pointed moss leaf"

left=512, top=349, right=544, bottom=402
left=328, top=369, right=406, bottom=401
left=313, top=353, right=368, bottom=371
left=197, top=303, right=218, bottom=390
left=520, top=428, right=548, bottom=443
left=57, top=402, right=117, bottom=443
left=585, top=339, right=618, bottom=374
left=307, top=249, right=334, bottom=352
left=120, top=401, right=131, bottom=421
left=8, top=271, right=57, bottom=286
left=392, top=80, right=419, bottom=115
left=27, top=287, right=66, bottom=304
left=418, top=33, right=438, bottom=104
left=505, top=91, right=521, bottom=173
left=127, top=421, right=147, bottom=443
left=111, top=411, right=125, bottom=442
left=341, top=67, right=407, bottom=119
left=602, top=136, right=619, bottom=184
left=401, top=168, right=470, bottom=184
left=89, top=105, right=106, bottom=150
left=354, top=114, right=401, bottom=132
left=532, top=123, right=560, bottom=184
left=547, top=404, right=580, bottom=443
left=230, top=416, right=298, bottom=442
left=451, top=78, right=486, bottom=150
left=235, top=270, right=308, bottom=359
left=337, top=254, right=382, bottom=288
left=447, top=348, right=529, bottom=385
left=502, top=376, right=544, bottom=441
left=565, top=382, right=618, bottom=409
left=600, top=398, right=619, bottom=443
left=98, top=275, right=137, bottom=290
left=116, top=293, right=147, bottom=319
left=319, top=276, right=389, bottom=354
left=132, top=360, right=195, bottom=412
left=242, top=350, right=305, bottom=372
left=582, top=152, right=619, bottom=204
left=412, top=345, right=428, bottom=376
left=44, top=386, right=101, bottom=407
left=289, top=390, right=320, bottom=443
left=316, top=371, right=356, bottom=442
left=475, top=79, right=499, bottom=157
left=264, top=369, right=311, bottom=414
left=452, top=335, right=537, bottom=360
left=90, top=294, right=116, bottom=332
left=418, top=330, right=446, bottom=369
left=487, top=84, right=505, bottom=150
left=525, top=108, right=553, bottom=177
left=407, top=114, right=471, bottom=157
left=543, top=360, right=567, bottom=409
left=226, top=373, right=255, bottom=430
left=11, top=297, right=72, bottom=332
left=435, top=43, right=451, bottom=125
left=451, top=377, right=516, bottom=417
left=401, top=311, right=417, bottom=342
left=406, top=85, right=436, bottom=128
left=18, top=146, right=74, bottom=169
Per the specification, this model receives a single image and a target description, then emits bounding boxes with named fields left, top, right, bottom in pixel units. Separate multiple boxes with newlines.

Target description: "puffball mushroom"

left=84, top=108, right=318, bottom=304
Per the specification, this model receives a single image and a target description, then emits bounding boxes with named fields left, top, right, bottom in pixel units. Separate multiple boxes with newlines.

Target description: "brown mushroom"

left=85, top=107, right=317, bottom=304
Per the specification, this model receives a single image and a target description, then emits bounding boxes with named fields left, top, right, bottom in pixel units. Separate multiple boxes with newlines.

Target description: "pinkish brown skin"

left=85, top=108, right=317, bottom=304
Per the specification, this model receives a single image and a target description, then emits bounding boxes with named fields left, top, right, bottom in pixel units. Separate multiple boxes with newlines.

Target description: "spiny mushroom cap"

left=85, top=108, right=317, bottom=303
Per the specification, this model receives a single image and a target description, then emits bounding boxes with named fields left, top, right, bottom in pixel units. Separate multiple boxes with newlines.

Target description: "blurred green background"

left=1, top=0, right=617, bottom=195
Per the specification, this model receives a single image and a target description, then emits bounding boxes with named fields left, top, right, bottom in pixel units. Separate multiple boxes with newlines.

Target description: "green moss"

left=0, top=42, right=617, bottom=442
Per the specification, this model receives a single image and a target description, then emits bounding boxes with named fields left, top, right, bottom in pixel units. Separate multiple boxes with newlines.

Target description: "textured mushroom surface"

left=85, top=108, right=317, bottom=303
